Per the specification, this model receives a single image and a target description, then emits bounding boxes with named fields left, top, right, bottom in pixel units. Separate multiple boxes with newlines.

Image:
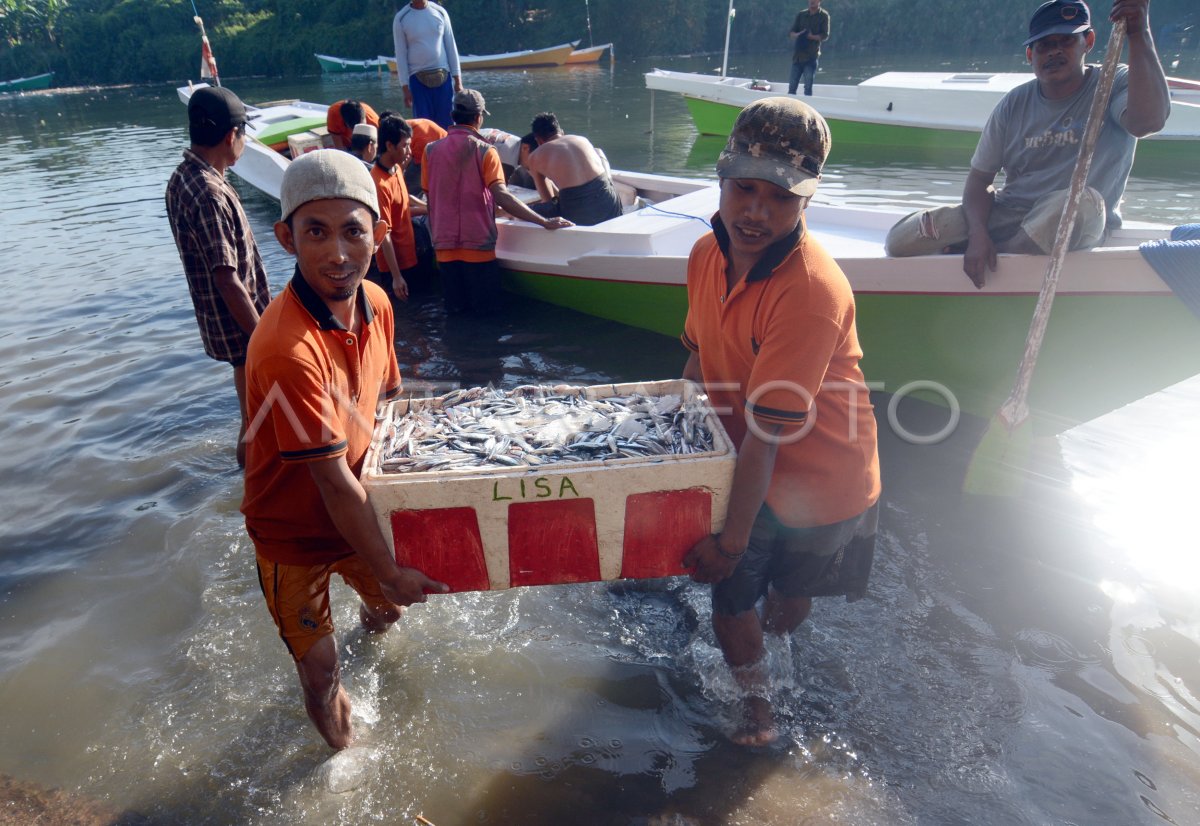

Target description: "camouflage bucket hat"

left=716, top=96, right=830, bottom=196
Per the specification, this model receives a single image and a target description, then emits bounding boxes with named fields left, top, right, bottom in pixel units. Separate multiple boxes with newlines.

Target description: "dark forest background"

left=2, top=0, right=1198, bottom=85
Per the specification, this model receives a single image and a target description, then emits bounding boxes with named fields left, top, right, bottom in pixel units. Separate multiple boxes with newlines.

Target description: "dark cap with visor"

left=188, top=86, right=249, bottom=134
left=716, top=96, right=830, bottom=197
left=1024, top=0, right=1092, bottom=47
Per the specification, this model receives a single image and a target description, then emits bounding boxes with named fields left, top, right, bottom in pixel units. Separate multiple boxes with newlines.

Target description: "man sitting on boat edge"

left=525, top=112, right=625, bottom=227
left=884, top=0, right=1170, bottom=288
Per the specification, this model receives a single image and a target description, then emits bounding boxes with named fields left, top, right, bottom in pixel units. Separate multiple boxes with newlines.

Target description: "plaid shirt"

left=165, top=148, right=270, bottom=364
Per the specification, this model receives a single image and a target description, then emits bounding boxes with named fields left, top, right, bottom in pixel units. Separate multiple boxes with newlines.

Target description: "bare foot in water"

left=732, top=696, right=778, bottom=747
left=359, top=602, right=403, bottom=633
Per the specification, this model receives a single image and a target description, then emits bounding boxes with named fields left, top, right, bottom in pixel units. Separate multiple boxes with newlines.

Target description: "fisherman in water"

left=165, top=86, right=270, bottom=468
left=681, top=98, right=881, bottom=746
left=241, top=150, right=448, bottom=749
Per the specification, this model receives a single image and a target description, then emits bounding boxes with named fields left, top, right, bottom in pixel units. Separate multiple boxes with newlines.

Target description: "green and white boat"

left=644, top=68, right=1200, bottom=169
left=176, top=84, right=1200, bottom=431
left=0, top=71, right=53, bottom=93
left=497, top=177, right=1200, bottom=430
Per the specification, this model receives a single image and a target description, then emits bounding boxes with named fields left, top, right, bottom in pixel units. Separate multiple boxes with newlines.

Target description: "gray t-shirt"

left=971, top=65, right=1133, bottom=227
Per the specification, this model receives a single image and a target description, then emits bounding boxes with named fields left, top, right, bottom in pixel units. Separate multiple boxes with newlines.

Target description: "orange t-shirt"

left=682, top=217, right=880, bottom=528
left=422, top=144, right=505, bottom=264
left=370, top=161, right=417, bottom=272
left=408, top=118, right=446, bottom=166
left=241, top=271, right=402, bottom=565
left=326, top=101, right=381, bottom=148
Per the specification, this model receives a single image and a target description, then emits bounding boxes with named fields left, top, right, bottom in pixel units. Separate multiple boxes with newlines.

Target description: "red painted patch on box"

left=391, top=507, right=490, bottom=592
left=508, top=499, right=600, bottom=586
left=620, top=488, right=712, bottom=579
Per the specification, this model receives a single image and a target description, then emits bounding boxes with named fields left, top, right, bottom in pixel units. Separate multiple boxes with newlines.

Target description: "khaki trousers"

left=884, top=187, right=1107, bottom=257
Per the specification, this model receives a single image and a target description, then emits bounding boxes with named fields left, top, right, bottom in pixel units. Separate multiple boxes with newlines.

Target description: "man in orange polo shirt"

left=326, top=99, right=380, bottom=150
left=403, top=116, right=446, bottom=197
left=242, top=149, right=448, bottom=750
left=369, top=113, right=417, bottom=300
left=680, top=98, right=881, bottom=747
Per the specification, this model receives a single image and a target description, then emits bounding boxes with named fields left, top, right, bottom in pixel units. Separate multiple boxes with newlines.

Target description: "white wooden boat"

left=176, top=84, right=1200, bottom=429
left=177, top=83, right=324, bottom=199
left=645, top=68, right=1200, bottom=167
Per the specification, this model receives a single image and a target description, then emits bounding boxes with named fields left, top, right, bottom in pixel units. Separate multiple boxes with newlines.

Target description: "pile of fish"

left=376, top=384, right=717, bottom=474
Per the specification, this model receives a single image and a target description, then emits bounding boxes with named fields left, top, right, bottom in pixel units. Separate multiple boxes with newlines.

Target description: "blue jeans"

left=788, top=58, right=818, bottom=96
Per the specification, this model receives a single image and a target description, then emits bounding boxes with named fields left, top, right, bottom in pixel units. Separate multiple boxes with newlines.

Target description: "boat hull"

left=652, top=69, right=1200, bottom=171
left=566, top=44, right=612, bottom=64
left=684, top=96, right=982, bottom=153
left=0, top=71, right=53, bottom=92
left=315, top=54, right=385, bottom=74
left=497, top=195, right=1200, bottom=430
left=502, top=265, right=1200, bottom=430
left=459, top=42, right=576, bottom=70
left=388, top=42, right=578, bottom=72
left=504, top=268, right=687, bottom=337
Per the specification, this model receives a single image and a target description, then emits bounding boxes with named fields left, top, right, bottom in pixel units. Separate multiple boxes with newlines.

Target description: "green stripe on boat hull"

left=856, top=292, right=1200, bottom=432
left=683, top=96, right=1197, bottom=170
left=255, top=116, right=327, bottom=147
left=503, top=269, right=688, bottom=338
left=503, top=266, right=1200, bottom=430
left=685, top=96, right=979, bottom=151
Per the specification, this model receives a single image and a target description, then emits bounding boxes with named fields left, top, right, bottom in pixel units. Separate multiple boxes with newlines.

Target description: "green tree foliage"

left=2, top=0, right=68, bottom=49
left=2, top=0, right=1197, bottom=85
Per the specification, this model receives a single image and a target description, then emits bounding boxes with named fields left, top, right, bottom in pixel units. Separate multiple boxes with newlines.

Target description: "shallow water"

left=1, top=49, right=1199, bottom=825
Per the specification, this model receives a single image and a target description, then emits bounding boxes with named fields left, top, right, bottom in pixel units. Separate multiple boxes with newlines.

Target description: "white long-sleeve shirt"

left=393, top=3, right=461, bottom=82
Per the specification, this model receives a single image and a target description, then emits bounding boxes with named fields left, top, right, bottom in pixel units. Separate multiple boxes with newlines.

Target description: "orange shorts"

left=255, top=552, right=394, bottom=661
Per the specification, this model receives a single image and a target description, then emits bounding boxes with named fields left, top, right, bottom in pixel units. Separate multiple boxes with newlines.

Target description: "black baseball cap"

left=188, top=86, right=248, bottom=133
left=1024, top=0, right=1092, bottom=47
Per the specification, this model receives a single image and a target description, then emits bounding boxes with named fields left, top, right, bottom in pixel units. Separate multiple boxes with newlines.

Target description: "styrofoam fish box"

left=286, top=130, right=334, bottom=157
left=361, top=380, right=736, bottom=592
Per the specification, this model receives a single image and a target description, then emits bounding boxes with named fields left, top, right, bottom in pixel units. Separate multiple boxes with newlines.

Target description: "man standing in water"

left=884, top=0, right=1170, bottom=287
left=423, top=90, right=572, bottom=315
left=166, top=86, right=270, bottom=468
left=241, top=150, right=448, bottom=750
left=788, top=0, right=830, bottom=97
left=681, top=98, right=880, bottom=746
left=393, top=0, right=462, bottom=128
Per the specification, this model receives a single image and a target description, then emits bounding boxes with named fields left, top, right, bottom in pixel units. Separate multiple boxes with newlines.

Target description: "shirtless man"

left=525, top=112, right=623, bottom=226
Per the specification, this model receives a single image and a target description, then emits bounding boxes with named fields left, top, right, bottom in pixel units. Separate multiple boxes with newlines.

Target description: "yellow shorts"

left=255, top=552, right=394, bottom=661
